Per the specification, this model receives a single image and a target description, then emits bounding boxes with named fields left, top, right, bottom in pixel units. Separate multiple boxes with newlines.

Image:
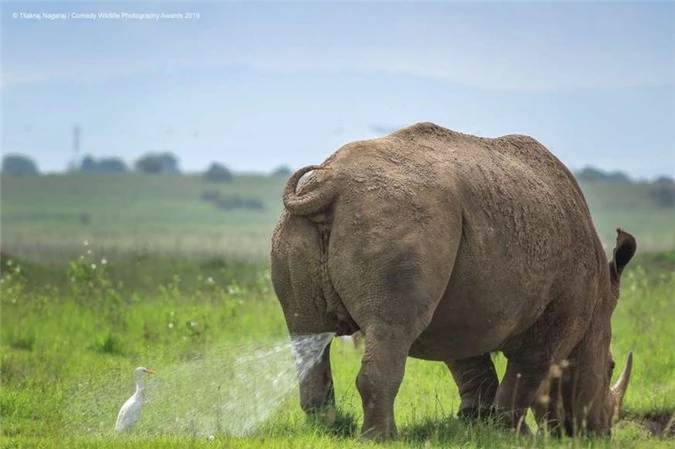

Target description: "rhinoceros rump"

left=270, top=122, right=635, bottom=439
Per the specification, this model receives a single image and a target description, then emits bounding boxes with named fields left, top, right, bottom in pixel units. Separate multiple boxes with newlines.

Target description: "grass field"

left=2, top=173, right=674, bottom=263
left=1, top=172, right=674, bottom=448
left=0, top=173, right=288, bottom=263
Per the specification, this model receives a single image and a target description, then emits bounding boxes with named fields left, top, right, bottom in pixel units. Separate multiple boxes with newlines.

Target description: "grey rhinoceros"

left=270, top=122, right=635, bottom=439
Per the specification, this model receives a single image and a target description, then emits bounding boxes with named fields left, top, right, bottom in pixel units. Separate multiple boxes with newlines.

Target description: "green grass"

left=1, top=247, right=674, bottom=448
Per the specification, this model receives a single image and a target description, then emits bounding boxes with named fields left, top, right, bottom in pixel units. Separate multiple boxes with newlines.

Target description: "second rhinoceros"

left=270, top=122, right=635, bottom=439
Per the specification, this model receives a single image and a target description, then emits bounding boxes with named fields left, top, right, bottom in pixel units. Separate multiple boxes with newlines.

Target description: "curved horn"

left=611, top=352, right=633, bottom=404
left=282, top=165, right=337, bottom=216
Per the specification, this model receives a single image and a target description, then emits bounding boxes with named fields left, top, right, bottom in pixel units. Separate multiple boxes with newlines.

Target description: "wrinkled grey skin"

left=270, top=122, right=636, bottom=439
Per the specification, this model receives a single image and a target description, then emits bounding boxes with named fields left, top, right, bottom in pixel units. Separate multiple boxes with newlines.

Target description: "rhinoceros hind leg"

left=355, top=324, right=417, bottom=440
left=446, top=354, right=499, bottom=422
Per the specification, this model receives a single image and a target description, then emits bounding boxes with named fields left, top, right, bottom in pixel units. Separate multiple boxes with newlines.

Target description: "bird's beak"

left=146, top=369, right=156, bottom=374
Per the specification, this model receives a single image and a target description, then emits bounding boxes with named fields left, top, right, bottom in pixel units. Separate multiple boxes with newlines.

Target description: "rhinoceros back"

left=388, top=122, right=601, bottom=271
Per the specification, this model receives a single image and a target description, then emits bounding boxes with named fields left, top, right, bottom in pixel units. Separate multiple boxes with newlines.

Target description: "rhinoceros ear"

left=610, top=228, right=636, bottom=283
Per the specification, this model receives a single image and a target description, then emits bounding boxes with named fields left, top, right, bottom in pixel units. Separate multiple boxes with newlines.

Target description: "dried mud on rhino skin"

left=624, top=410, right=675, bottom=438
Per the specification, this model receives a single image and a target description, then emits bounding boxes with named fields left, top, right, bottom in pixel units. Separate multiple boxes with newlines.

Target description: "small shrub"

left=0, top=355, right=32, bottom=386
left=0, top=258, right=26, bottom=307
left=8, top=331, right=36, bottom=351
left=157, top=274, right=183, bottom=302
left=200, top=190, right=221, bottom=203
left=215, top=195, right=264, bottom=211
left=66, top=242, right=125, bottom=327
left=88, top=331, right=124, bottom=355
left=306, top=409, right=359, bottom=438
left=255, top=268, right=272, bottom=295
left=243, top=198, right=264, bottom=210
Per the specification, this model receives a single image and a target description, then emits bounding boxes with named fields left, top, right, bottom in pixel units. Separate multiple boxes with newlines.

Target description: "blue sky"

left=2, top=1, right=674, bottom=178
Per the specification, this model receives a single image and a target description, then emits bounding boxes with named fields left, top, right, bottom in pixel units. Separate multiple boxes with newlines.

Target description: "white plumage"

left=115, top=366, right=156, bottom=433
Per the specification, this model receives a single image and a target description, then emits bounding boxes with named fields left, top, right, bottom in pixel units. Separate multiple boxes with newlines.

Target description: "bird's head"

left=134, top=366, right=156, bottom=381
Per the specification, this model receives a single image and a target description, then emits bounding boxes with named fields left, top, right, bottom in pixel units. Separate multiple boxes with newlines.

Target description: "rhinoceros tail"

left=283, top=165, right=338, bottom=216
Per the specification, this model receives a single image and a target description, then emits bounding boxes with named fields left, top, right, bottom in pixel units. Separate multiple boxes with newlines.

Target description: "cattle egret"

left=115, top=367, right=156, bottom=433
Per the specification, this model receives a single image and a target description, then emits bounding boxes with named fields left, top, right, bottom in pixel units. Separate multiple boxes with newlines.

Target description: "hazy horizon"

left=2, top=1, right=674, bottom=179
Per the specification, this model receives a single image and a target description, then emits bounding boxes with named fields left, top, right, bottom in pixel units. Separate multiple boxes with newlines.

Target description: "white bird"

left=115, top=366, right=156, bottom=433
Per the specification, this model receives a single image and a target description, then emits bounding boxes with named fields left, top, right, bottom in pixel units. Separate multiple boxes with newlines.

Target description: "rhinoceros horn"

left=611, top=352, right=633, bottom=405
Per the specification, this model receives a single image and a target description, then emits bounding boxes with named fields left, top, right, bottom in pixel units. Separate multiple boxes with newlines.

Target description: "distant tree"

left=97, top=157, right=128, bottom=173
left=80, top=155, right=127, bottom=173
left=204, top=162, right=233, bottom=183
left=575, top=166, right=632, bottom=184
left=2, top=153, right=39, bottom=175
left=575, top=167, right=605, bottom=183
left=653, top=175, right=674, bottom=185
left=80, top=155, right=98, bottom=172
left=271, top=165, right=292, bottom=177
left=649, top=184, right=675, bottom=208
left=135, top=152, right=180, bottom=174
left=158, top=152, right=180, bottom=173
left=605, top=171, right=632, bottom=183
left=135, top=154, right=165, bottom=174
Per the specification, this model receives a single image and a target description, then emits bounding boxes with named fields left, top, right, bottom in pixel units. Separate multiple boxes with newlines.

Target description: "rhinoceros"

left=270, top=122, right=635, bottom=439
